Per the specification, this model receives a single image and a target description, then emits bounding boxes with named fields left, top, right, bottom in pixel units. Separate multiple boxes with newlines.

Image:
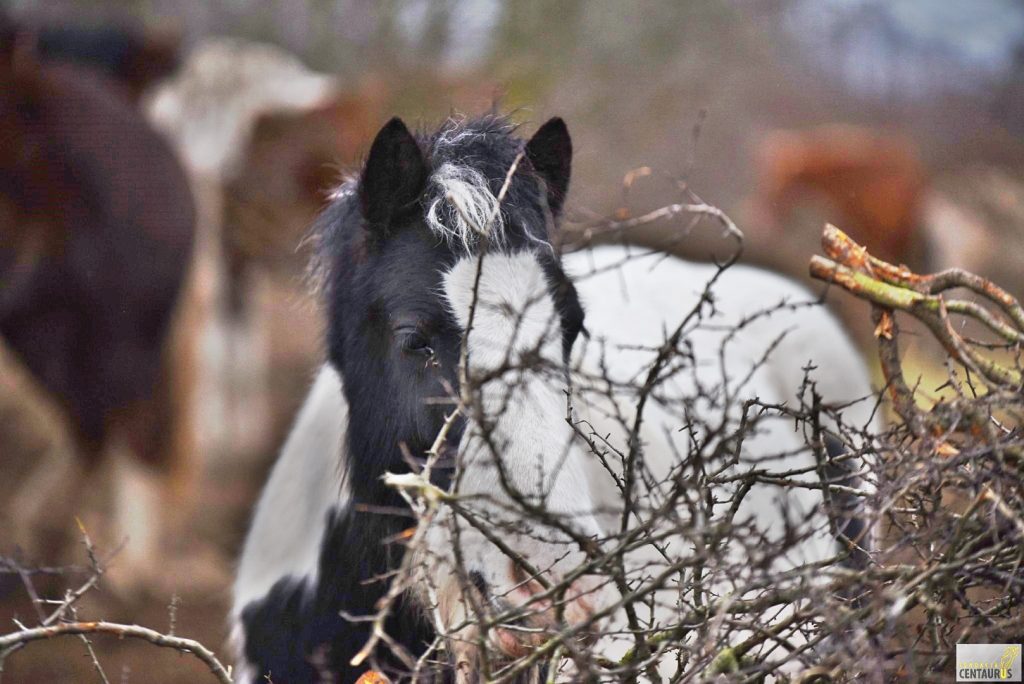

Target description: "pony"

left=232, top=115, right=879, bottom=681
left=0, top=39, right=196, bottom=589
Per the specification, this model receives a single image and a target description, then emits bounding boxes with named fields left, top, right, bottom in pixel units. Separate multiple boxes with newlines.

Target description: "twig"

left=0, top=622, right=232, bottom=684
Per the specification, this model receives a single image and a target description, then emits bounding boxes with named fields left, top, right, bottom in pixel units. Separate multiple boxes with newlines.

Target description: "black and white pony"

left=232, top=115, right=879, bottom=682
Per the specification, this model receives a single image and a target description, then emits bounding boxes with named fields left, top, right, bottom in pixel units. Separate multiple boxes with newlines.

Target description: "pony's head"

left=315, top=114, right=583, bottom=500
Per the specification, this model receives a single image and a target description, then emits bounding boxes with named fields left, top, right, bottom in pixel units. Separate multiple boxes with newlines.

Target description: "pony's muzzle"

left=443, top=561, right=605, bottom=675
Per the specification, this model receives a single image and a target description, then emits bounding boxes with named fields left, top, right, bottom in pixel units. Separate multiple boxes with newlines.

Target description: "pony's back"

left=564, top=246, right=878, bottom=673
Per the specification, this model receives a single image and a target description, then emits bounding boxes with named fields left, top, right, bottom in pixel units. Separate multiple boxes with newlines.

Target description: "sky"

left=787, top=0, right=1024, bottom=97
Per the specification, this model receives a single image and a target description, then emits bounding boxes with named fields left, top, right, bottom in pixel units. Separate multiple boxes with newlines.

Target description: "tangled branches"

left=358, top=215, right=1022, bottom=683
left=4, top=210, right=1020, bottom=683
left=808, top=224, right=1024, bottom=681
left=0, top=525, right=233, bottom=683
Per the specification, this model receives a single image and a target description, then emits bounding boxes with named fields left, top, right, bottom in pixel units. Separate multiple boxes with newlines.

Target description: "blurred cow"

left=147, top=38, right=385, bottom=461
left=33, top=23, right=180, bottom=103
left=925, top=166, right=1024, bottom=295
left=753, top=124, right=928, bottom=267
left=0, top=31, right=197, bottom=589
left=751, top=124, right=1024, bottom=297
left=220, top=83, right=386, bottom=314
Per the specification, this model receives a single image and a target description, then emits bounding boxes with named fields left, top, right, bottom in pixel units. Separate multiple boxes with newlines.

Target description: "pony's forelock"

left=327, top=179, right=357, bottom=201
left=426, top=162, right=506, bottom=253
left=420, top=114, right=552, bottom=255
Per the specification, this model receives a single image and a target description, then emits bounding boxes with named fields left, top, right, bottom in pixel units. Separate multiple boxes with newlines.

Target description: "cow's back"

left=0, top=59, right=194, bottom=450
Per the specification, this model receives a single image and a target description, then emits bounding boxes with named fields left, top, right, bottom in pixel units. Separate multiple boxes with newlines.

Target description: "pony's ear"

left=524, top=117, right=572, bottom=217
left=359, top=117, right=427, bottom=234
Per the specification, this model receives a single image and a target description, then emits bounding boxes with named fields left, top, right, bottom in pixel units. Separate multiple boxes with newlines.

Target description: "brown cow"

left=753, top=124, right=927, bottom=267
left=27, top=20, right=181, bottom=104
left=221, top=83, right=387, bottom=314
left=0, top=34, right=196, bottom=591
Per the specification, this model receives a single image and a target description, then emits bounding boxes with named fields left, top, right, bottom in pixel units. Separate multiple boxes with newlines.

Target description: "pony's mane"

left=309, top=114, right=553, bottom=292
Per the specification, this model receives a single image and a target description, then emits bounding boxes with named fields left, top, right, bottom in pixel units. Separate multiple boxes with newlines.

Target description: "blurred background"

left=1, top=0, right=1022, bottom=681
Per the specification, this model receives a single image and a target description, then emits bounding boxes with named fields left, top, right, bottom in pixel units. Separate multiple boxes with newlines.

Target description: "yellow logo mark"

left=1001, top=645, right=1021, bottom=680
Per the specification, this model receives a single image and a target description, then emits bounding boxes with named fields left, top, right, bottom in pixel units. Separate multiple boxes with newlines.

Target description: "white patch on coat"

left=441, top=252, right=601, bottom=523
left=227, top=622, right=256, bottom=684
left=435, top=245, right=880, bottom=676
left=563, top=247, right=879, bottom=536
left=230, top=364, right=348, bottom=678
left=431, top=252, right=606, bottom=655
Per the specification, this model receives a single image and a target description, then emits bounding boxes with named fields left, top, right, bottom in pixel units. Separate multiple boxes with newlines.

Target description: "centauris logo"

left=956, top=644, right=1022, bottom=682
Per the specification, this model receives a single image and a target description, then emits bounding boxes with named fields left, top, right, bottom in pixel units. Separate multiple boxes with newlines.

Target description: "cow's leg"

left=6, top=438, right=86, bottom=565
left=222, top=276, right=272, bottom=459
left=0, top=346, right=88, bottom=570
left=104, top=425, right=225, bottom=597
left=103, top=289, right=227, bottom=597
left=106, top=438, right=163, bottom=592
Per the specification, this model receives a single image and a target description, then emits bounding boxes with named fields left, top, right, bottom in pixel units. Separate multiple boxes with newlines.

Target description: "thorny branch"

left=0, top=528, right=232, bottom=684
left=0, top=621, right=232, bottom=684
left=811, top=223, right=1024, bottom=437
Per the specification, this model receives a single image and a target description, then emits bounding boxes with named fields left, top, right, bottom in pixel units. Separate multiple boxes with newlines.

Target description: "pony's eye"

left=400, top=330, right=433, bottom=356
